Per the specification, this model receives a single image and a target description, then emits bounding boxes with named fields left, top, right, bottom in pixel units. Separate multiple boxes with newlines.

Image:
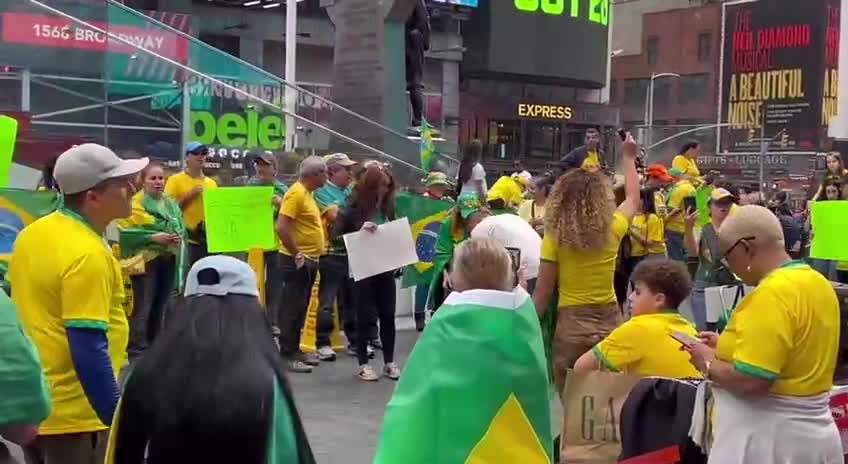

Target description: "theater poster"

left=719, top=0, right=840, bottom=153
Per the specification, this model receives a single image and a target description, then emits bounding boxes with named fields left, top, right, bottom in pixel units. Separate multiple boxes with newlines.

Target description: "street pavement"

left=289, top=323, right=420, bottom=464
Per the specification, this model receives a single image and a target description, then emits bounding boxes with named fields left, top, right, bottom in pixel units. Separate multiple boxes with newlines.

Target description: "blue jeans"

left=665, top=231, right=687, bottom=262
left=689, top=280, right=708, bottom=331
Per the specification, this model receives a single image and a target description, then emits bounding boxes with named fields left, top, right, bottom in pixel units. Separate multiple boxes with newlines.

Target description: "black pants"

left=187, top=242, right=208, bottom=271
left=264, top=251, right=283, bottom=328
left=315, top=255, right=355, bottom=347
left=839, top=270, right=848, bottom=284
left=353, top=271, right=396, bottom=366
left=128, top=254, right=175, bottom=359
left=277, top=254, right=318, bottom=359
left=405, top=30, right=425, bottom=126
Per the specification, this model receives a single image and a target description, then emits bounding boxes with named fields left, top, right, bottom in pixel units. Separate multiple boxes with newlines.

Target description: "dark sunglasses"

left=720, top=236, right=755, bottom=268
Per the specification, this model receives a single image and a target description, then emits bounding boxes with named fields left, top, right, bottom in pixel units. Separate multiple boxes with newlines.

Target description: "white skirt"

left=709, top=387, right=844, bottom=464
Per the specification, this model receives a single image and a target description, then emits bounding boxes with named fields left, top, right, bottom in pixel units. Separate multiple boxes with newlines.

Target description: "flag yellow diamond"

left=465, top=393, right=551, bottom=464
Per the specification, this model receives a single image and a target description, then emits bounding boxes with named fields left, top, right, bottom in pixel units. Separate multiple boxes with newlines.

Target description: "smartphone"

left=683, top=196, right=697, bottom=213
left=505, top=246, right=522, bottom=284
left=670, top=330, right=699, bottom=348
left=618, top=128, right=628, bottom=142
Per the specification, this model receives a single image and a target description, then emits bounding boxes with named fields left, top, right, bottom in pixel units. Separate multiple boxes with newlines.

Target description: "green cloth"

left=0, top=290, right=50, bottom=426
left=428, top=214, right=468, bottom=299
left=267, top=381, right=299, bottom=464
left=314, top=182, right=352, bottom=256
left=693, top=223, right=738, bottom=285
left=374, top=289, right=552, bottom=463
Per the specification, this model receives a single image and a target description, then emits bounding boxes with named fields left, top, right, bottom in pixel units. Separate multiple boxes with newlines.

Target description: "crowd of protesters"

left=1, top=132, right=846, bottom=464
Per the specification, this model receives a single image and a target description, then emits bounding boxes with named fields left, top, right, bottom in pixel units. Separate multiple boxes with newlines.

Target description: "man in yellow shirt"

left=671, top=141, right=702, bottom=184
left=558, top=128, right=604, bottom=173
left=164, top=141, right=218, bottom=267
left=664, top=167, right=696, bottom=262
left=276, top=155, right=328, bottom=373
left=11, top=144, right=147, bottom=464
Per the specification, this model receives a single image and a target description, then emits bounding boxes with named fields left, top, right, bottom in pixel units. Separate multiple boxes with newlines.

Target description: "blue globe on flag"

left=0, top=207, right=25, bottom=254
left=415, top=220, right=442, bottom=264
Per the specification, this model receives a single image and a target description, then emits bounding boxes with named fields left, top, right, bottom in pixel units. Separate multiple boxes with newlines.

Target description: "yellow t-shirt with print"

left=541, top=211, right=629, bottom=307
left=164, top=171, right=218, bottom=231
left=581, top=151, right=601, bottom=172
left=279, top=181, right=326, bottom=259
left=672, top=155, right=700, bottom=179
left=593, top=312, right=702, bottom=378
left=665, top=180, right=696, bottom=233
left=629, top=213, right=666, bottom=257
left=716, top=261, right=839, bottom=396
left=9, top=210, right=128, bottom=435
left=653, top=190, right=668, bottom=219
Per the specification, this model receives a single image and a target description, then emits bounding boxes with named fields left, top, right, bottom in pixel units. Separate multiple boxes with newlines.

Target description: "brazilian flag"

left=375, top=288, right=553, bottom=463
left=395, top=192, right=453, bottom=288
left=0, top=189, right=61, bottom=290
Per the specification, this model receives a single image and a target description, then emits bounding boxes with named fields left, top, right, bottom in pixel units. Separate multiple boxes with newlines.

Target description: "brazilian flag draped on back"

left=375, top=288, right=553, bottom=464
left=395, top=192, right=453, bottom=288
left=0, top=189, right=61, bottom=291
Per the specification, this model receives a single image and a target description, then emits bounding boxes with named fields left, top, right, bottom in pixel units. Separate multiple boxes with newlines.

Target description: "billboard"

left=463, top=0, right=610, bottom=88
left=719, top=0, right=840, bottom=153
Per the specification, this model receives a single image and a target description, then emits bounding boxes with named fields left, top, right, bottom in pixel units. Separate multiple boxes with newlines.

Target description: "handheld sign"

left=0, top=115, right=19, bottom=188
left=810, top=201, right=848, bottom=261
left=203, top=187, right=277, bottom=253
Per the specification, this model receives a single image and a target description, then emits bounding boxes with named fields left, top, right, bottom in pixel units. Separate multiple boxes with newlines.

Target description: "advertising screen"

left=463, top=0, right=609, bottom=88
left=430, top=0, right=478, bottom=7
left=719, top=0, right=840, bottom=152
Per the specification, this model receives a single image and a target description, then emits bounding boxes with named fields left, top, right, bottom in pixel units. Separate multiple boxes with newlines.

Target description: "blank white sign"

left=343, top=217, right=418, bottom=282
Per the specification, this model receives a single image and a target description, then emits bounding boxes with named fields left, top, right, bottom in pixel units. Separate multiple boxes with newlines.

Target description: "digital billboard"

left=430, top=0, right=478, bottom=7
left=719, top=0, right=840, bottom=152
left=463, top=0, right=610, bottom=88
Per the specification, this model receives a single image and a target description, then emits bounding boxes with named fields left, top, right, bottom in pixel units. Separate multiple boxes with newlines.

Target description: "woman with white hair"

left=685, top=205, right=842, bottom=463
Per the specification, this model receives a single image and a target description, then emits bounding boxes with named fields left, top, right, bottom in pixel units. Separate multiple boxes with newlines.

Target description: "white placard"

left=343, top=217, right=418, bottom=282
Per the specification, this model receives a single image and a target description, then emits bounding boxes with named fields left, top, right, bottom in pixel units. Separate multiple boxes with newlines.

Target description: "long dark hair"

left=457, top=140, right=483, bottom=188
left=640, top=188, right=657, bottom=215
left=348, top=165, right=396, bottom=221
left=823, top=181, right=843, bottom=201
left=111, top=294, right=315, bottom=464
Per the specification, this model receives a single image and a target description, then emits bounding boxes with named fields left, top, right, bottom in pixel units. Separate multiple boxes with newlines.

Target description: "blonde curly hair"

left=545, top=169, right=616, bottom=251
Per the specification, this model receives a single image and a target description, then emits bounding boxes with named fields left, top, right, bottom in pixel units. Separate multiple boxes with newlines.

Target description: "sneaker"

left=345, top=344, right=376, bottom=359
left=370, top=338, right=383, bottom=350
left=288, top=360, right=313, bottom=373
left=301, top=352, right=320, bottom=366
left=358, top=364, right=379, bottom=382
left=383, top=362, right=401, bottom=380
left=316, top=346, right=336, bottom=361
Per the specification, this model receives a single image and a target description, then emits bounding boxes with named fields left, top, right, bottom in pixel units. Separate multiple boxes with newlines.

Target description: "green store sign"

left=189, top=110, right=286, bottom=150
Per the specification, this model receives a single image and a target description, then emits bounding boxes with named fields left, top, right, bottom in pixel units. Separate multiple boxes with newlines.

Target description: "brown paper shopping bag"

left=561, top=368, right=642, bottom=464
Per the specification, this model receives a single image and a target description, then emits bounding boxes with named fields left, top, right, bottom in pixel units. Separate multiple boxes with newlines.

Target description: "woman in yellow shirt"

left=627, top=188, right=667, bottom=266
left=686, top=205, right=842, bottom=462
left=518, top=172, right=556, bottom=236
left=671, top=141, right=701, bottom=184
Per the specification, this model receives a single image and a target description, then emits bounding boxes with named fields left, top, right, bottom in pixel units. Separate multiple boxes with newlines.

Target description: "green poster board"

left=695, top=186, right=713, bottom=227
left=203, top=186, right=277, bottom=253
left=0, top=115, right=18, bottom=188
left=810, top=200, right=848, bottom=261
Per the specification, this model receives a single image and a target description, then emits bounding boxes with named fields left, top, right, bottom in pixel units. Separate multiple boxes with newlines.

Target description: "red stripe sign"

left=1, top=12, right=188, bottom=61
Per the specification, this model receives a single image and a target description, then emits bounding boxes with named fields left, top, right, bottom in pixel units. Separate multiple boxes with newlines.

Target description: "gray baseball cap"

left=184, top=255, right=259, bottom=298
left=54, top=143, right=149, bottom=195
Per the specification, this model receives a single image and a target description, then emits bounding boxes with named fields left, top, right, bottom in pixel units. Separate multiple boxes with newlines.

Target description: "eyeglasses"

left=720, top=236, right=755, bottom=268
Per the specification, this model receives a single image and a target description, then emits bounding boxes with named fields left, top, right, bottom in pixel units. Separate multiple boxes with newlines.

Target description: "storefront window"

left=525, top=121, right=560, bottom=160
left=487, top=119, right=520, bottom=160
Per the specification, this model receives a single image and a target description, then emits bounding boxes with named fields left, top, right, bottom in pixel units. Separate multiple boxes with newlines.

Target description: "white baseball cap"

left=54, top=143, right=149, bottom=194
left=184, top=255, right=259, bottom=298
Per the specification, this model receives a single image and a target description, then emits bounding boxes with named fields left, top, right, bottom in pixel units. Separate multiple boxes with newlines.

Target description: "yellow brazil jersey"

left=665, top=180, right=696, bottom=233
left=716, top=261, right=840, bottom=396
left=629, top=213, right=666, bottom=257
left=541, top=211, right=629, bottom=307
left=653, top=190, right=668, bottom=219
left=672, top=155, right=700, bottom=179
left=279, top=181, right=326, bottom=259
left=593, top=312, right=702, bottom=378
left=581, top=151, right=601, bottom=173
left=9, top=209, right=128, bottom=435
left=163, top=171, right=218, bottom=232
left=486, top=176, right=524, bottom=208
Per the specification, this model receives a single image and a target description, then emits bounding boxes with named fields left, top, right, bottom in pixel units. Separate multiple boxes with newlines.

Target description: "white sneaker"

left=358, top=364, right=379, bottom=382
left=317, top=346, right=336, bottom=361
left=383, top=362, right=401, bottom=380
